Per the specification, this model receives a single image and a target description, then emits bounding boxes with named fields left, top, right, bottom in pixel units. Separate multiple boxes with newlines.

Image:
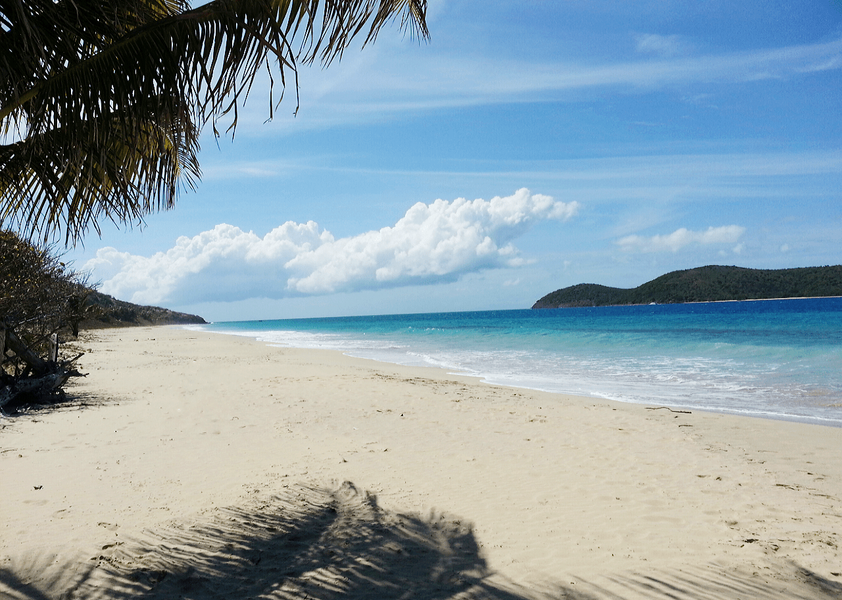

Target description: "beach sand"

left=1, top=326, right=841, bottom=599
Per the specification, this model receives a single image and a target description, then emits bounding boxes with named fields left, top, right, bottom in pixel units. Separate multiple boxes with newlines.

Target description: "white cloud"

left=321, top=37, right=842, bottom=117
left=616, top=225, right=745, bottom=253
left=233, top=34, right=842, bottom=133
left=86, top=189, right=579, bottom=305
left=635, top=33, right=687, bottom=57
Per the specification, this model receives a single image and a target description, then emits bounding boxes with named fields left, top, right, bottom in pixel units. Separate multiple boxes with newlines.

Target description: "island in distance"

left=532, top=265, right=842, bottom=309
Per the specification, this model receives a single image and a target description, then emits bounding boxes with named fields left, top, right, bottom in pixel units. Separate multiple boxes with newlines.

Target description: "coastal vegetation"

left=532, top=265, right=842, bottom=308
left=0, top=232, right=89, bottom=411
left=80, top=290, right=206, bottom=329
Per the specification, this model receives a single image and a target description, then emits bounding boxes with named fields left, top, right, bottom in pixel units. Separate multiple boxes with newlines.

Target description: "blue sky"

left=68, top=0, right=842, bottom=321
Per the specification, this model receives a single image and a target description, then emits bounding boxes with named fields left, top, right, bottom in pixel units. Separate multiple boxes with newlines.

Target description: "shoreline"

left=2, top=326, right=841, bottom=598
left=195, top=319, right=842, bottom=429
left=312, top=348, right=842, bottom=429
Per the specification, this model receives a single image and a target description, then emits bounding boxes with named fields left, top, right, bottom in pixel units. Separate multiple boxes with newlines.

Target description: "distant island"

left=80, top=290, right=207, bottom=328
left=532, top=265, right=842, bottom=309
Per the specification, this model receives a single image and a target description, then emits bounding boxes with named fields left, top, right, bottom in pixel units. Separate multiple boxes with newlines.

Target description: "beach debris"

left=0, top=324, right=85, bottom=413
left=646, top=406, right=692, bottom=414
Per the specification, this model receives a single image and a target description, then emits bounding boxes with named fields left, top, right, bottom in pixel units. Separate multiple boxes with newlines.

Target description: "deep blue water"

left=194, top=298, right=842, bottom=426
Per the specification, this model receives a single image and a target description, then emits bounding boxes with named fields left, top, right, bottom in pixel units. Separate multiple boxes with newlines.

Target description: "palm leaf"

left=0, top=108, right=201, bottom=242
left=0, top=0, right=428, bottom=243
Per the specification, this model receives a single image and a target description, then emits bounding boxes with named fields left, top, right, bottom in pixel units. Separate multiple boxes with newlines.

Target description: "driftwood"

left=4, top=326, right=50, bottom=375
left=0, top=325, right=83, bottom=412
left=0, top=368, right=72, bottom=411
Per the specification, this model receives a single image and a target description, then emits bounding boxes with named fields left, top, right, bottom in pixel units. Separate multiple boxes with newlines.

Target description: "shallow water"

left=195, top=298, right=842, bottom=426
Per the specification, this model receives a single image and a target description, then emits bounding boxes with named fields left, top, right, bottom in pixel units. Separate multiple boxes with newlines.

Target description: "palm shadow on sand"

left=2, top=481, right=841, bottom=600
left=1, top=481, right=531, bottom=600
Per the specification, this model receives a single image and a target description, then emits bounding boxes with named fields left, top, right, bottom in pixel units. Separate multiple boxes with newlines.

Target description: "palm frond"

left=0, top=0, right=428, bottom=243
left=0, top=106, right=201, bottom=243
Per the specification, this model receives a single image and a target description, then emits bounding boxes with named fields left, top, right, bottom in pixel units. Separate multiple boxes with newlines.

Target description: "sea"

left=193, top=297, right=842, bottom=427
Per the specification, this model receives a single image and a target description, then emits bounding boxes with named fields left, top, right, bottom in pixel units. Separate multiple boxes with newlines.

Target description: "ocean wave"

left=195, top=301, right=842, bottom=426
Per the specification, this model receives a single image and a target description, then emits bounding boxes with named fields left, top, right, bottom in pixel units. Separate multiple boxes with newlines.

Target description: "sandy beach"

left=1, top=326, right=841, bottom=599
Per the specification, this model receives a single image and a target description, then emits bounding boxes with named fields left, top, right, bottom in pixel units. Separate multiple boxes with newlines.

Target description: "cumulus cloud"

left=86, top=189, right=579, bottom=305
left=616, top=225, right=745, bottom=253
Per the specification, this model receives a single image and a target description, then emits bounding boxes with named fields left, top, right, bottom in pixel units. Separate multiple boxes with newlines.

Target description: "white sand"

left=1, top=326, right=841, bottom=599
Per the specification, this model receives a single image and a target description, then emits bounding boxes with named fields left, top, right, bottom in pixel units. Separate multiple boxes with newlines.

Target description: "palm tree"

left=0, top=0, right=427, bottom=244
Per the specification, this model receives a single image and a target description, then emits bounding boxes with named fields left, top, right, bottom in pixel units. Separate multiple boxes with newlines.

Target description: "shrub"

left=0, top=231, right=90, bottom=410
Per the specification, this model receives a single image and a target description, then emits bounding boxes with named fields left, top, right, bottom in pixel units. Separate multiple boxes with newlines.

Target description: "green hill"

left=80, top=290, right=207, bottom=328
left=532, top=265, right=842, bottom=309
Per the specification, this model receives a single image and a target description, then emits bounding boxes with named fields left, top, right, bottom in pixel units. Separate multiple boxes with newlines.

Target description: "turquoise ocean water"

left=194, top=298, right=842, bottom=426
